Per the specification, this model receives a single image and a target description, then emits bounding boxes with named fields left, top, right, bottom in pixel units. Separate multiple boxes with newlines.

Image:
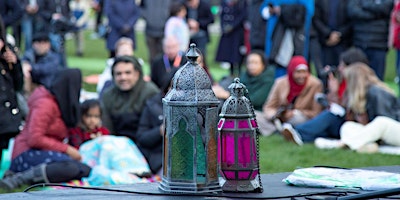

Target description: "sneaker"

left=314, top=137, right=344, bottom=149
left=356, top=143, right=379, bottom=154
left=281, top=123, right=303, bottom=145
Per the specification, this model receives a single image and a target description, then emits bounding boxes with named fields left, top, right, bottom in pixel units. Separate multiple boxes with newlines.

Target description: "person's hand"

left=282, top=109, right=294, bottom=121
left=22, top=62, right=32, bottom=78
left=66, top=145, right=82, bottom=161
left=26, top=5, right=38, bottom=14
left=222, top=24, right=233, bottom=34
left=52, top=13, right=62, bottom=20
left=396, top=11, right=400, bottom=23
left=160, top=122, right=165, bottom=136
left=188, top=19, right=199, bottom=33
left=269, top=5, right=281, bottom=15
left=0, top=39, right=4, bottom=50
left=327, top=73, right=339, bottom=94
left=326, top=31, right=341, bottom=46
left=212, top=84, right=230, bottom=99
left=121, top=25, right=131, bottom=34
left=3, top=47, right=17, bottom=64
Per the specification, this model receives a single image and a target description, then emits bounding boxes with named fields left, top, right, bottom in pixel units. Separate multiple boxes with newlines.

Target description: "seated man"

left=150, top=35, right=187, bottom=89
left=100, top=56, right=159, bottom=142
left=96, top=37, right=146, bottom=96
left=21, top=33, right=61, bottom=95
left=256, top=55, right=323, bottom=136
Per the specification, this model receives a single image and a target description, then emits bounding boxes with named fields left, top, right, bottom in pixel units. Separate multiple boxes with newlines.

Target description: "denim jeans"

left=295, top=110, right=345, bottom=143
left=21, top=16, right=33, bottom=50
left=362, top=48, right=387, bottom=80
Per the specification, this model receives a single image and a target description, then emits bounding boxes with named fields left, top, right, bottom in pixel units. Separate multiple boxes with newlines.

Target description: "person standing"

left=140, top=0, right=171, bottom=63
left=164, top=1, right=190, bottom=52
left=313, top=0, right=352, bottom=68
left=104, top=0, right=140, bottom=57
left=0, top=16, right=24, bottom=162
left=0, top=0, right=23, bottom=40
left=247, top=0, right=266, bottom=51
left=391, top=0, right=400, bottom=93
left=185, top=0, right=214, bottom=60
left=215, top=0, right=247, bottom=77
left=347, top=0, right=393, bottom=80
left=69, top=0, right=91, bottom=57
left=260, top=0, right=315, bottom=77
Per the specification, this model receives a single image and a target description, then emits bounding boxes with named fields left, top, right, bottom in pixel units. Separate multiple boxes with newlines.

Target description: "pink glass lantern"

left=218, top=78, right=263, bottom=192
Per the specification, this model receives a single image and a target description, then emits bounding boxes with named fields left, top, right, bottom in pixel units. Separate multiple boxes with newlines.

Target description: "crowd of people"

left=1, top=0, right=400, bottom=191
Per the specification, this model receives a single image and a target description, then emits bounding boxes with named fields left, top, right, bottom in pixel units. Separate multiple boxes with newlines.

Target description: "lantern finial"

left=186, top=43, right=199, bottom=64
left=229, top=78, right=248, bottom=98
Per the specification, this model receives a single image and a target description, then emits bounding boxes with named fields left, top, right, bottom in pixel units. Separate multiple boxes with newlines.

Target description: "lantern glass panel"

left=250, top=119, right=258, bottom=128
left=238, top=132, right=252, bottom=167
left=250, top=170, right=258, bottom=179
left=223, top=171, right=236, bottom=179
left=238, top=171, right=251, bottom=180
left=223, top=119, right=235, bottom=129
left=238, top=119, right=250, bottom=129
left=218, top=119, right=225, bottom=129
left=221, top=132, right=235, bottom=167
left=171, top=119, right=194, bottom=180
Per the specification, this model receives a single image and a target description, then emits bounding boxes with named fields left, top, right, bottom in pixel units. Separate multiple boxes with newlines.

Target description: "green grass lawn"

left=64, top=30, right=400, bottom=173
left=0, top=30, right=399, bottom=194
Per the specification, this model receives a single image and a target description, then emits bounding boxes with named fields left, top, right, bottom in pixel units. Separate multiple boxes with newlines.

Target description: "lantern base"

left=159, top=177, right=222, bottom=194
left=220, top=177, right=262, bottom=192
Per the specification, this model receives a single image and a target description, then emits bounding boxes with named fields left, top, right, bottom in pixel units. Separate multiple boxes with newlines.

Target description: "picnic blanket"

left=283, top=167, right=400, bottom=191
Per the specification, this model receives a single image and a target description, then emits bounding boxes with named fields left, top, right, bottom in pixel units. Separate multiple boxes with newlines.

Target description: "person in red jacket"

left=68, top=99, right=110, bottom=149
left=0, top=68, right=91, bottom=191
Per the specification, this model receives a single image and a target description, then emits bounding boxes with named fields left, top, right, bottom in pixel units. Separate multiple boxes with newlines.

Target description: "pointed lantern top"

left=220, top=78, right=255, bottom=118
left=163, top=43, right=218, bottom=103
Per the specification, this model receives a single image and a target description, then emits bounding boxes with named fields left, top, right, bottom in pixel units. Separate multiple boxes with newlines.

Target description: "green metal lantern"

left=159, top=44, right=221, bottom=193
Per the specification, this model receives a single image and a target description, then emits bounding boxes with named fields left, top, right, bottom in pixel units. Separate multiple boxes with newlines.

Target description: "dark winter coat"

left=313, top=0, right=352, bottom=47
left=215, top=0, right=247, bottom=64
left=347, top=0, right=393, bottom=50
left=105, top=0, right=140, bottom=51
left=0, top=0, right=23, bottom=27
left=150, top=53, right=187, bottom=89
left=136, top=92, right=164, bottom=174
left=185, top=0, right=215, bottom=42
left=0, top=47, right=23, bottom=149
left=22, top=49, right=61, bottom=88
left=101, top=79, right=159, bottom=141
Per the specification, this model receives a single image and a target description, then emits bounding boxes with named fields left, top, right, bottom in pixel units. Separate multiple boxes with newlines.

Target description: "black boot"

left=0, top=164, right=49, bottom=191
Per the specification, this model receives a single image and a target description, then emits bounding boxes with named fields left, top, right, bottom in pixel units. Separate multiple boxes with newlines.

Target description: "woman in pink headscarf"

left=255, top=56, right=323, bottom=136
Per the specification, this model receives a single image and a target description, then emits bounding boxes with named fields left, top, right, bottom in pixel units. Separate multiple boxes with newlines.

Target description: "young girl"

left=70, top=99, right=153, bottom=185
left=68, top=99, right=110, bottom=149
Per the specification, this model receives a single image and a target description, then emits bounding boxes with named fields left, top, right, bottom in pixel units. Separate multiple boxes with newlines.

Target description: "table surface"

left=0, top=165, right=399, bottom=200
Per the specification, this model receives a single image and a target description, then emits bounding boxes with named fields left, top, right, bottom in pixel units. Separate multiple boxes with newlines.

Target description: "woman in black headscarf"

left=0, top=15, right=24, bottom=162
left=0, top=68, right=91, bottom=191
